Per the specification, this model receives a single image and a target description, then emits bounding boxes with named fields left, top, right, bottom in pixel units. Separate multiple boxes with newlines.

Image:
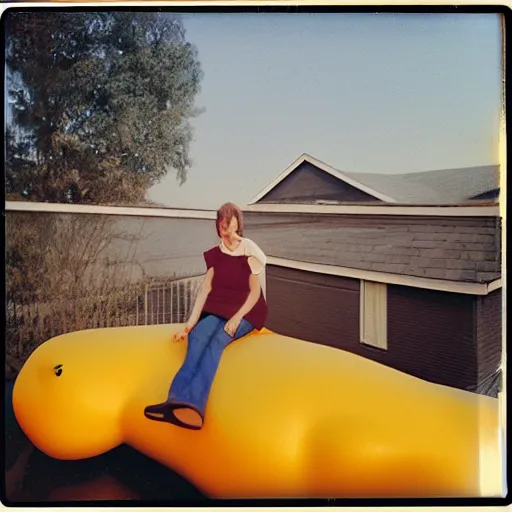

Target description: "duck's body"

left=13, top=324, right=501, bottom=498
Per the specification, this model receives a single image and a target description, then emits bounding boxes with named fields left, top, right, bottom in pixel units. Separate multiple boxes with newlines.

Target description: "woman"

left=144, top=203, right=268, bottom=430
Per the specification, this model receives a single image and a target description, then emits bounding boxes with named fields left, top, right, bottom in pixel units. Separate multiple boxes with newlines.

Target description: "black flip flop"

left=144, top=401, right=203, bottom=430
left=144, top=402, right=175, bottom=423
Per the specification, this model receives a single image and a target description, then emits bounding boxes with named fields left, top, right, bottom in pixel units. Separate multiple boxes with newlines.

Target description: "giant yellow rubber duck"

left=13, top=324, right=502, bottom=499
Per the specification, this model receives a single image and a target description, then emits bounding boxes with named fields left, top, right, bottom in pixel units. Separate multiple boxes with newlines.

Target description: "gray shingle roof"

left=244, top=212, right=501, bottom=283
left=343, top=165, right=500, bottom=204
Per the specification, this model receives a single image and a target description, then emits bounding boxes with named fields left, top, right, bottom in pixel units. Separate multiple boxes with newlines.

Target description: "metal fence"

left=6, top=274, right=204, bottom=361
left=142, top=275, right=203, bottom=325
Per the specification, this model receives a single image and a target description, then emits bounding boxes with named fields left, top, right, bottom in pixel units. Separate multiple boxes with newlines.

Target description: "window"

left=360, top=280, right=388, bottom=350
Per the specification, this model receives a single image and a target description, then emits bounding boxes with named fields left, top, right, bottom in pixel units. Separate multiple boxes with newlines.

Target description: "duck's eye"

left=54, top=364, right=63, bottom=377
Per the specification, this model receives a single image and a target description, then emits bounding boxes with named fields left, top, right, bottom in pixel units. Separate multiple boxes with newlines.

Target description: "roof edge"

left=266, top=256, right=502, bottom=295
left=5, top=201, right=217, bottom=220
left=242, top=202, right=500, bottom=217
left=248, top=153, right=398, bottom=204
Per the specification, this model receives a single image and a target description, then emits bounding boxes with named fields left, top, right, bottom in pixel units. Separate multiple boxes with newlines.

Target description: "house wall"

left=265, top=265, right=361, bottom=349
left=265, top=265, right=480, bottom=393
left=386, top=284, right=476, bottom=389
left=257, top=162, right=381, bottom=203
left=475, top=289, right=502, bottom=389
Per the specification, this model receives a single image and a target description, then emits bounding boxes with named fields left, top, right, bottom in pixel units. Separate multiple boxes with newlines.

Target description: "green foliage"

left=5, top=11, right=204, bottom=204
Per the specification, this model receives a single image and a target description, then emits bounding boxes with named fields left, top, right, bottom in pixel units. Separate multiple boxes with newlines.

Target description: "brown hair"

left=216, top=202, right=244, bottom=237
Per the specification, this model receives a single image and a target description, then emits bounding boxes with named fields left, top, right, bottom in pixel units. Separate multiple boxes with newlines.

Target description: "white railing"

left=142, top=274, right=204, bottom=325
left=6, top=274, right=205, bottom=360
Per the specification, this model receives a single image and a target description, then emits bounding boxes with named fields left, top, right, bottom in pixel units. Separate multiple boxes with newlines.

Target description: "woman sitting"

left=144, top=202, right=268, bottom=430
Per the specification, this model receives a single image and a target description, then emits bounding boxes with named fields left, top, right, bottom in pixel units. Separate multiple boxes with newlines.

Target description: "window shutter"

left=360, top=280, right=388, bottom=350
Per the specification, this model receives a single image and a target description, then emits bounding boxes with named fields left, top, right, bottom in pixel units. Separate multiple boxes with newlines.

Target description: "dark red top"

left=201, top=245, right=268, bottom=330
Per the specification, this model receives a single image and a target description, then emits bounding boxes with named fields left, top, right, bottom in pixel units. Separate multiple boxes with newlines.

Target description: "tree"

left=5, top=210, right=148, bottom=361
left=5, top=11, right=203, bottom=204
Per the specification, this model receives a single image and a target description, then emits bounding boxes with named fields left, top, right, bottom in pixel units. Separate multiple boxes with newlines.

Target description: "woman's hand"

left=225, top=314, right=242, bottom=337
left=173, top=321, right=195, bottom=343
left=172, top=329, right=188, bottom=343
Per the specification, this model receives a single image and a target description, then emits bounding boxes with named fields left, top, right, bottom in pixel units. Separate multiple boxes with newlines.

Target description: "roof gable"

left=255, top=160, right=383, bottom=204
left=249, top=154, right=398, bottom=204
left=250, top=154, right=500, bottom=206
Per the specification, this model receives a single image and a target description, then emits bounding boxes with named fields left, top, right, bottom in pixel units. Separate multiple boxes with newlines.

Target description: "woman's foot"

left=144, top=401, right=204, bottom=430
left=173, top=406, right=204, bottom=429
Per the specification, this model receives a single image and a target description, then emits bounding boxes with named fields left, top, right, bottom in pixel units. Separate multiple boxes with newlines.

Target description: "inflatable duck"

left=12, top=324, right=502, bottom=499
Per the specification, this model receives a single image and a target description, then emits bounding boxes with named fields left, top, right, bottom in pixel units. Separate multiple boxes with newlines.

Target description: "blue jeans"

left=167, top=314, right=254, bottom=419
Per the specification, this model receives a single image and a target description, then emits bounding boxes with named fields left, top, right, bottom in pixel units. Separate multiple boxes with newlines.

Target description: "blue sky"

left=4, top=12, right=502, bottom=209
left=147, top=12, right=502, bottom=209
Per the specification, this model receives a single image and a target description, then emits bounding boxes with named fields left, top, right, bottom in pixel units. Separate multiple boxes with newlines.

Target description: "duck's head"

left=12, top=327, right=155, bottom=460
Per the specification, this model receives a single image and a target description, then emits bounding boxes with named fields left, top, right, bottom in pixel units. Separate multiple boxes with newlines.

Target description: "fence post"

left=177, top=281, right=181, bottom=323
left=136, top=286, right=139, bottom=326
left=144, top=284, right=148, bottom=326
left=156, top=285, right=160, bottom=325
left=170, top=281, right=174, bottom=323
left=185, top=280, right=189, bottom=321
left=162, top=284, right=166, bottom=324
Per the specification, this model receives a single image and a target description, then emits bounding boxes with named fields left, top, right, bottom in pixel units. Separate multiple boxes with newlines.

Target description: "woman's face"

left=219, top=216, right=239, bottom=242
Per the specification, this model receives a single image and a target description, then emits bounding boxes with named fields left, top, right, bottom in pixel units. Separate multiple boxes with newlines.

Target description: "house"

left=249, top=153, right=500, bottom=205
left=243, top=154, right=503, bottom=397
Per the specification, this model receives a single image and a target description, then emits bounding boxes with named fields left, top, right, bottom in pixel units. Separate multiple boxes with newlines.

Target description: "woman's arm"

left=244, top=238, right=267, bottom=275
left=234, top=273, right=261, bottom=320
left=185, top=268, right=214, bottom=330
left=225, top=273, right=261, bottom=336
